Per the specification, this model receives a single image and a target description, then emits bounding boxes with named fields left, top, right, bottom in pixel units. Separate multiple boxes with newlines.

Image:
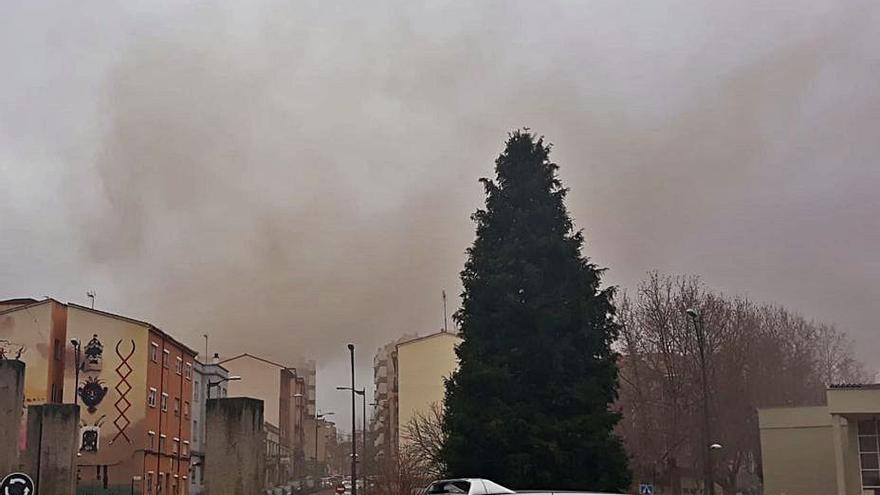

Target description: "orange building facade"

left=0, top=298, right=197, bottom=495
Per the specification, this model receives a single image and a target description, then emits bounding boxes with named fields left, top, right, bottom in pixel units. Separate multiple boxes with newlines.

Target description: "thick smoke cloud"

left=2, top=0, right=879, bottom=420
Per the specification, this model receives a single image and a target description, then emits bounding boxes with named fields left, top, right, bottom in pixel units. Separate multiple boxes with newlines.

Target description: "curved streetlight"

left=207, top=375, right=240, bottom=399
left=314, top=411, right=335, bottom=477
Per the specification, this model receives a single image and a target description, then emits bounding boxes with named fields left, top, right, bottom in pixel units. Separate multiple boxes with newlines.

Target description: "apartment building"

left=190, top=358, right=229, bottom=495
left=219, top=353, right=307, bottom=481
left=372, top=335, right=413, bottom=461
left=395, top=331, right=461, bottom=447
left=372, top=331, right=461, bottom=460
left=0, top=298, right=198, bottom=494
left=0, top=298, right=67, bottom=404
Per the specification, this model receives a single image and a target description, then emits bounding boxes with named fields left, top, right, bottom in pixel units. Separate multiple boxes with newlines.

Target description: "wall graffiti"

left=111, top=339, right=136, bottom=444
left=78, top=376, right=109, bottom=414
left=0, top=339, right=25, bottom=360
left=80, top=415, right=107, bottom=452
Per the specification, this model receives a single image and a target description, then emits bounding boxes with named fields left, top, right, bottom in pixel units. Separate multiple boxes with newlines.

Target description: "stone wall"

left=205, top=397, right=265, bottom=495
left=0, top=360, right=25, bottom=476
left=24, top=404, right=80, bottom=495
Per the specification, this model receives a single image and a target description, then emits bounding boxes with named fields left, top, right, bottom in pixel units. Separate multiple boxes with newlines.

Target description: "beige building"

left=759, top=384, right=880, bottom=495
left=372, top=330, right=462, bottom=456
left=303, top=416, right=337, bottom=475
left=219, top=353, right=308, bottom=480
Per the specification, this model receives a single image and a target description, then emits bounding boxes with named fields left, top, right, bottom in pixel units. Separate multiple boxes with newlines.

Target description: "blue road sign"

left=638, top=484, right=654, bottom=495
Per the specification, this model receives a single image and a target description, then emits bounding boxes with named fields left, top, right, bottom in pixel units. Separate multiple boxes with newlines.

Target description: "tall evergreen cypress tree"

left=441, top=130, right=630, bottom=491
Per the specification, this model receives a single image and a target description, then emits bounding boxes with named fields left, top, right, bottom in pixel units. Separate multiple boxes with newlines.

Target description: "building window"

left=194, top=380, right=200, bottom=402
left=159, top=435, right=166, bottom=453
left=50, top=383, right=58, bottom=403
left=193, top=420, right=198, bottom=443
left=860, top=419, right=880, bottom=489
left=148, top=388, right=158, bottom=408
left=151, top=343, right=159, bottom=363
left=146, top=472, right=154, bottom=494
left=163, top=349, right=170, bottom=368
left=172, top=438, right=179, bottom=455
left=148, top=431, right=156, bottom=450
left=174, top=398, right=181, bottom=417
left=158, top=473, right=164, bottom=493
left=176, top=357, right=183, bottom=375
left=182, top=440, right=189, bottom=456
left=54, top=338, right=63, bottom=361
left=184, top=401, right=190, bottom=418
left=161, top=393, right=168, bottom=412
left=185, top=362, right=193, bottom=380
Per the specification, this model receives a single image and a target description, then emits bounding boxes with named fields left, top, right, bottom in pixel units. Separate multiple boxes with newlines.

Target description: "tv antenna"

left=86, top=291, right=96, bottom=309
left=442, top=290, right=448, bottom=332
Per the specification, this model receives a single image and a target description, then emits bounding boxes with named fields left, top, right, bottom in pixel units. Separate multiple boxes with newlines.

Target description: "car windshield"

left=427, top=481, right=471, bottom=494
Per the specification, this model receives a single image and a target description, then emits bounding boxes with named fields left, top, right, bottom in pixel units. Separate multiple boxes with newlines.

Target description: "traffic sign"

left=335, top=484, right=346, bottom=494
left=638, top=484, right=654, bottom=495
left=1, top=473, right=35, bottom=495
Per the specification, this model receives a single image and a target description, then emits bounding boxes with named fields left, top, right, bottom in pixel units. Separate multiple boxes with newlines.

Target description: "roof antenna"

left=442, top=290, right=448, bottom=332
left=86, top=290, right=96, bottom=309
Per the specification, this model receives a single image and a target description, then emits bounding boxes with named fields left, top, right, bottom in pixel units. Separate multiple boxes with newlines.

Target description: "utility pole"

left=348, top=343, right=358, bottom=495
left=687, top=308, right=714, bottom=495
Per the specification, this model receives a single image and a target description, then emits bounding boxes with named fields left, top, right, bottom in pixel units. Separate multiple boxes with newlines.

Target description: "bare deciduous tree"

left=375, top=403, right=446, bottom=495
left=616, top=272, right=868, bottom=495
left=401, top=402, right=446, bottom=479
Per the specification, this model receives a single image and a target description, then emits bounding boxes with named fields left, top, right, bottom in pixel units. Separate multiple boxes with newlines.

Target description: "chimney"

left=212, top=353, right=220, bottom=364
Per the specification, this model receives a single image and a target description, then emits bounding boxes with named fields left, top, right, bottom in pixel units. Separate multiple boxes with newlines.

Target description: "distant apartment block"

left=372, top=330, right=461, bottom=460
left=218, top=353, right=309, bottom=482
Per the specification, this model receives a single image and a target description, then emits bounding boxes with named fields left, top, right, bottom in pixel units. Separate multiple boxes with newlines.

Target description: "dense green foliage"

left=441, top=131, right=631, bottom=491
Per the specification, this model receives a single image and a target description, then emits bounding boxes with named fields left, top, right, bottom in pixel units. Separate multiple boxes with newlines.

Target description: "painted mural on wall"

left=0, top=339, right=25, bottom=360
left=65, top=308, right=149, bottom=469
left=76, top=334, right=137, bottom=449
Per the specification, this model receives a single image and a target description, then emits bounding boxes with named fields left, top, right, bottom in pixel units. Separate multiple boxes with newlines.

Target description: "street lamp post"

left=687, top=308, right=714, bottom=495
left=347, top=344, right=358, bottom=495
left=337, top=386, right=367, bottom=495
left=207, top=375, right=241, bottom=399
left=70, top=339, right=82, bottom=405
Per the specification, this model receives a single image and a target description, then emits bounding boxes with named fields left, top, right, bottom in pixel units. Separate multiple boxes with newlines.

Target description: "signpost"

left=638, top=484, right=654, bottom=495
left=336, top=484, right=346, bottom=495
left=1, top=473, right=35, bottom=495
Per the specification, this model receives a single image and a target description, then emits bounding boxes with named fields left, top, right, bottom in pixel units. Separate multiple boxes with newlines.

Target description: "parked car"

left=424, top=479, right=515, bottom=495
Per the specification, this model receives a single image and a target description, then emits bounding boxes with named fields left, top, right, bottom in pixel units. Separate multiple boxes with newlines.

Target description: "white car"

left=424, top=479, right=628, bottom=495
left=424, top=479, right=515, bottom=495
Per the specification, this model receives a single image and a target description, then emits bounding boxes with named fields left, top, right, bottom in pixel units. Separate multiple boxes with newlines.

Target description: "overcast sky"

left=2, top=0, right=878, bottom=430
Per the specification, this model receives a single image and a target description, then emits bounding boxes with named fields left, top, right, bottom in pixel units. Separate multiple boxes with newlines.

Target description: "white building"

left=190, top=355, right=230, bottom=495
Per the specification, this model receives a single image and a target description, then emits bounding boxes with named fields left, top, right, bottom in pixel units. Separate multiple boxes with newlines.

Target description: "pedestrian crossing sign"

left=639, top=484, right=654, bottom=495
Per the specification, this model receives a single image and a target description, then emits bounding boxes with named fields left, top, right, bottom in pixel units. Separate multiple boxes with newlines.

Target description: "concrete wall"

left=24, top=404, right=80, bottom=495
left=396, top=332, right=460, bottom=446
left=758, top=406, right=837, bottom=495
left=205, top=398, right=265, bottom=495
left=0, top=360, right=25, bottom=475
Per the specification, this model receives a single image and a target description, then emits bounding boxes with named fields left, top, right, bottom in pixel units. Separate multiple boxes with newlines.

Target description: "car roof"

left=517, top=491, right=629, bottom=495
left=428, top=479, right=516, bottom=495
